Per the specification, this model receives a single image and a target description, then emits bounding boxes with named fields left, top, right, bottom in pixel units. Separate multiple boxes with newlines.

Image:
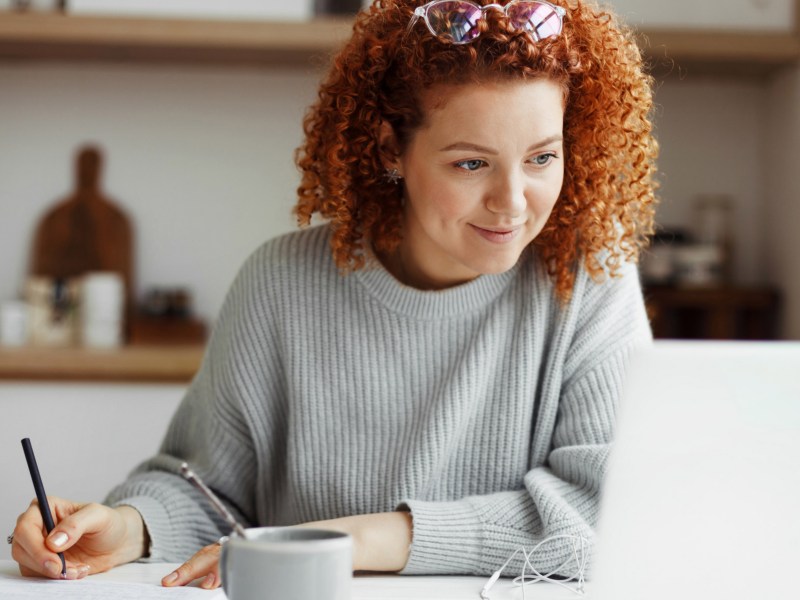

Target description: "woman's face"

left=390, top=78, right=565, bottom=290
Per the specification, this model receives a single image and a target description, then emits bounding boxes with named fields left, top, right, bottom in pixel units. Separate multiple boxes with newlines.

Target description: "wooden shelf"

left=0, top=344, right=205, bottom=383
left=0, top=11, right=355, bottom=67
left=0, top=11, right=798, bottom=74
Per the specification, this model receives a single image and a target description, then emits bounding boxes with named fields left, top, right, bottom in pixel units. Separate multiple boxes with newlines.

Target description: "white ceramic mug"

left=220, top=527, right=352, bottom=600
left=81, top=272, right=124, bottom=348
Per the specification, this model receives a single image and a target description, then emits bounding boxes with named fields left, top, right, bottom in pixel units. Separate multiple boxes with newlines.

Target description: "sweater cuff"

left=398, top=497, right=520, bottom=576
left=110, top=495, right=173, bottom=563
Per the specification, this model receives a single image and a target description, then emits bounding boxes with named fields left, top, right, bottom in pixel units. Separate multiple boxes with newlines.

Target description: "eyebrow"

left=439, top=135, right=563, bottom=154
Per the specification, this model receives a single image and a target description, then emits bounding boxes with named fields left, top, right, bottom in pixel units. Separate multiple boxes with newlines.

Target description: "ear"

left=378, top=120, right=402, bottom=173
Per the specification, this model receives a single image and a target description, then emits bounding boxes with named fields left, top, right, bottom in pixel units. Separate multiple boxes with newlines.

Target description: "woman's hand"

left=161, top=542, right=222, bottom=589
left=10, top=497, right=147, bottom=580
left=162, top=510, right=413, bottom=589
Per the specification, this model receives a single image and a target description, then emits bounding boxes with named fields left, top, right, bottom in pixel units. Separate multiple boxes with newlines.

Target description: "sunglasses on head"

left=408, top=0, right=566, bottom=45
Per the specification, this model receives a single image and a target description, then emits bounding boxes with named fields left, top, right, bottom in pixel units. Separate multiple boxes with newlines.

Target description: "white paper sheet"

left=0, top=579, right=225, bottom=599
left=0, top=564, right=224, bottom=599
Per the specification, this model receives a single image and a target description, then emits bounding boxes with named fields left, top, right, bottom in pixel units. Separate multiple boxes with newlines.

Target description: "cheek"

left=535, top=190, right=560, bottom=215
left=408, top=176, right=472, bottom=222
left=532, top=172, right=564, bottom=215
left=433, top=187, right=474, bottom=220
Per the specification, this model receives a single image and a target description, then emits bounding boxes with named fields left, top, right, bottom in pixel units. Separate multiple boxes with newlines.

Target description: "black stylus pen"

left=21, top=438, right=67, bottom=578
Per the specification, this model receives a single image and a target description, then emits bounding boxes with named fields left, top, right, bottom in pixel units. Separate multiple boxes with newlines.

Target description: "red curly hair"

left=295, top=0, right=658, bottom=300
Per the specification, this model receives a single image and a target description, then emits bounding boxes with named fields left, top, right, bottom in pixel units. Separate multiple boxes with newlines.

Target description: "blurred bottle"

left=694, top=194, right=734, bottom=282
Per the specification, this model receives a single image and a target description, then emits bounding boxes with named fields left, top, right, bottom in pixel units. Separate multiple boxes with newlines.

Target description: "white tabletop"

left=0, top=560, right=586, bottom=599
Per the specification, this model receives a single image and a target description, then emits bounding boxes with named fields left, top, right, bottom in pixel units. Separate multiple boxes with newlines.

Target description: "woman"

left=10, top=0, right=657, bottom=589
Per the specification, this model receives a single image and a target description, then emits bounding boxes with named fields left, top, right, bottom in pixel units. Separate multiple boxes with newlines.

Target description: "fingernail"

left=65, top=567, right=79, bottom=580
left=163, top=571, right=179, bottom=585
left=44, top=561, right=61, bottom=576
left=78, top=565, right=91, bottom=577
left=50, top=532, right=68, bottom=547
left=201, top=573, right=215, bottom=589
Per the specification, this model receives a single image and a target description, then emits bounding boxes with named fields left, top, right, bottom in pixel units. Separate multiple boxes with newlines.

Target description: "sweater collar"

left=353, top=250, right=526, bottom=320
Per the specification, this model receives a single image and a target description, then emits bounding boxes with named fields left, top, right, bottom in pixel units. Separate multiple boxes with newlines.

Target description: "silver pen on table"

left=179, top=462, right=247, bottom=539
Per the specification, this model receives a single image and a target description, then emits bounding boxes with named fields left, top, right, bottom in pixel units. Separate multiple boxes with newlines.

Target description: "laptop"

left=591, top=341, right=800, bottom=600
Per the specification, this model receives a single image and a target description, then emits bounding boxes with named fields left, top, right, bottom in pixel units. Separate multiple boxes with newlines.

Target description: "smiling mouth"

left=470, top=224, right=523, bottom=243
left=475, top=226, right=519, bottom=234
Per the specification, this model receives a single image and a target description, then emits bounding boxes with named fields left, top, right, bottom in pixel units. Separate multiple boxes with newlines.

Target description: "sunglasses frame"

left=409, top=0, right=566, bottom=45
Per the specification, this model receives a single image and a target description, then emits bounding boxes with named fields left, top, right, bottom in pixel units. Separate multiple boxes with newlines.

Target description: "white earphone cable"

left=480, top=534, right=588, bottom=600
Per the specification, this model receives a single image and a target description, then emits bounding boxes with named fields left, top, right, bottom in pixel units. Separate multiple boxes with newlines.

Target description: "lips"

left=470, top=224, right=522, bottom=244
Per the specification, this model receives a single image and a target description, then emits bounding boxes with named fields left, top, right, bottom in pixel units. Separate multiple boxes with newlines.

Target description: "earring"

left=385, top=168, right=403, bottom=184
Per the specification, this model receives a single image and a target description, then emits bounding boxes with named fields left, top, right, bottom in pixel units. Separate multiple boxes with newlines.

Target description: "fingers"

left=11, top=527, right=90, bottom=580
left=11, top=501, right=64, bottom=578
left=43, top=502, right=113, bottom=554
left=162, top=542, right=221, bottom=589
left=11, top=498, right=93, bottom=580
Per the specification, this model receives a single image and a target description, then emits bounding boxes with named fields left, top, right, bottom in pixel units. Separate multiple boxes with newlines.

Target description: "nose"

left=484, top=168, right=527, bottom=218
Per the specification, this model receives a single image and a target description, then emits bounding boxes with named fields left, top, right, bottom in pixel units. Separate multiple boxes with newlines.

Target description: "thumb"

left=45, top=502, right=110, bottom=553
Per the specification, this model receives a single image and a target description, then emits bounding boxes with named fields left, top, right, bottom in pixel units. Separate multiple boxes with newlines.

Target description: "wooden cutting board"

left=30, top=146, right=134, bottom=319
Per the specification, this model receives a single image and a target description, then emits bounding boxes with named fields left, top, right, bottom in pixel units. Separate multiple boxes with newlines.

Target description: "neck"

left=379, top=241, right=476, bottom=291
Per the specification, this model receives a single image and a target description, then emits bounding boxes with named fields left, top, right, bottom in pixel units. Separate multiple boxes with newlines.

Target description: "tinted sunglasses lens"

left=426, top=1, right=482, bottom=44
left=506, top=2, right=563, bottom=41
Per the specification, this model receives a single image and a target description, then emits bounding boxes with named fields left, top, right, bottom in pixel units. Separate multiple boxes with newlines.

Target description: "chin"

left=469, top=253, right=524, bottom=276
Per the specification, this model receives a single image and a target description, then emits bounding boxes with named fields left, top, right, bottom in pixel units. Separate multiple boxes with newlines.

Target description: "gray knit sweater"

left=107, top=224, right=651, bottom=576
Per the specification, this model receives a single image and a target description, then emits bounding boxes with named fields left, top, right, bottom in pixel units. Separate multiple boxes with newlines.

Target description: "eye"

left=454, top=159, right=486, bottom=172
left=530, top=152, right=557, bottom=167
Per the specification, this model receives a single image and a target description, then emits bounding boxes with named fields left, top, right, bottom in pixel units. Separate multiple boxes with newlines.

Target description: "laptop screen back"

left=591, top=341, right=800, bottom=600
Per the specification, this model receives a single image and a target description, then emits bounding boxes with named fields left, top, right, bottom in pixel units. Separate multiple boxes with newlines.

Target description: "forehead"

left=415, top=78, right=565, bottom=139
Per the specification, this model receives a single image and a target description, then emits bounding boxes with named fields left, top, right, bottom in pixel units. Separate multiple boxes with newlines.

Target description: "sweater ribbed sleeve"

left=105, top=225, right=651, bottom=576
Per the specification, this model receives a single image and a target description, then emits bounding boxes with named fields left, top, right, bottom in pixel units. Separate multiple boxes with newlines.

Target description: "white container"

left=0, top=301, right=30, bottom=347
left=69, top=0, right=313, bottom=20
left=81, top=272, right=124, bottom=348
